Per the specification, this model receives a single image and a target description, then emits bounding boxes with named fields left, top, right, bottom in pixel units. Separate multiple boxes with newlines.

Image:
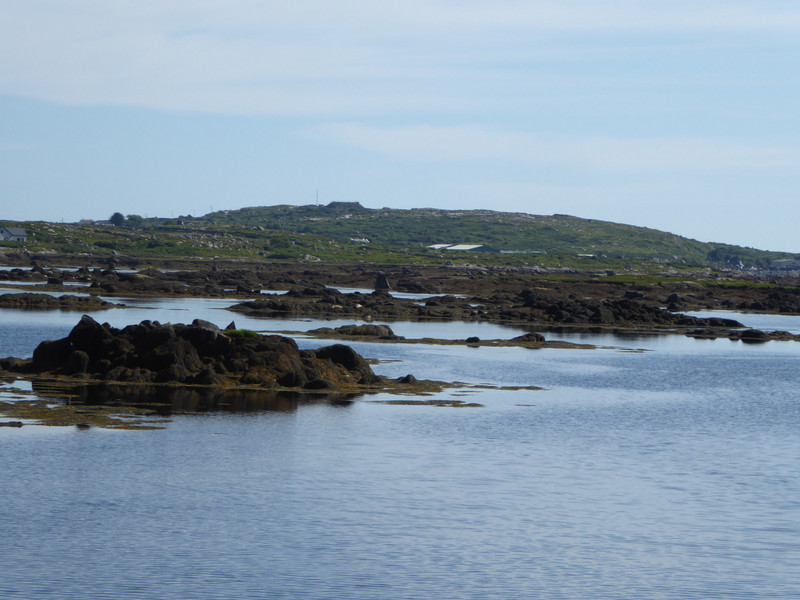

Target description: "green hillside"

left=203, top=203, right=792, bottom=268
left=2, top=203, right=796, bottom=270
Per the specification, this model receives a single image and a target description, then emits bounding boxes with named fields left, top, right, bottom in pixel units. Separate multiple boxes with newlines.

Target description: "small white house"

left=427, top=243, right=497, bottom=253
left=0, top=226, right=27, bottom=242
left=446, top=244, right=486, bottom=251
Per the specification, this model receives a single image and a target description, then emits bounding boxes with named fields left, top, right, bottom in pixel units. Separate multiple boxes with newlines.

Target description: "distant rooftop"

left=446, top=244, right=485, bottom=251
left=427, top=243, right=495, bottom=252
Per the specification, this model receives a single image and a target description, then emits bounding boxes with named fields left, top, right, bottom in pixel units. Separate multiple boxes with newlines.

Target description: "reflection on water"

left=29, top=381, right=360, bottom=414
left=685, top=309, right=800, bottom=334
left=0, top=286, right=91, bottom=297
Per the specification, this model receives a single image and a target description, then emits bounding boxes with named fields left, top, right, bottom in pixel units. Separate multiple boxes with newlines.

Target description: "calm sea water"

left=1, top=298, right=799, bottom=599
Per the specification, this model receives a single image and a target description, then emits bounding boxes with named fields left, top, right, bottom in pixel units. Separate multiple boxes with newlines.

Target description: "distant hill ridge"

left=204, top=203, right=793, bottom=268
left=4, top=204, right=796, bottom=268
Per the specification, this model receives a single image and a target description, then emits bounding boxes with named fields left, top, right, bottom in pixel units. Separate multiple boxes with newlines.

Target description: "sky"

left=1, top=1, right=799, bottom=251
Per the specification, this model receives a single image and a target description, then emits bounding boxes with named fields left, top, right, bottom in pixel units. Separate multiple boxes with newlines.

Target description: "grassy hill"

left=203, top=203, right=792, bottom=268
left=2, top=203, right=797, bottom=270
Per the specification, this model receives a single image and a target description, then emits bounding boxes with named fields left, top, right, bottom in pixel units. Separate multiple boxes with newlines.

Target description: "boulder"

left=315, top=344, right=378, bottom=384
left=326, top=324, right=397, bottom=339
left=374, top=273, right=391, bottom=291
left=68, top=314, right=115, bottom=352
left=512, top=332, right=546, bottom=343
left=32, top=338, right=73, bottom=372
left=191, top=319, right=221, bottom=334
left=740, top=329, right=769, bottom=343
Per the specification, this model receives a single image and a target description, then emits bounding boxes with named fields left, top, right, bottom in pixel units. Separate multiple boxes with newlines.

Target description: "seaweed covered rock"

left=0, top=293, right=119, bottom=311
left=309, top=324, right=400, bottom=339
left=314, top=344, right=379, bottom=384
left=512, top=332, right=546, bottom=343
left=9, top=316, right=384, bottom=390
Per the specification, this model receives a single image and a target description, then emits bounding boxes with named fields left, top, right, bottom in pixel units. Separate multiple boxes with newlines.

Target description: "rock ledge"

left=0, top=315, right=427, bottom=392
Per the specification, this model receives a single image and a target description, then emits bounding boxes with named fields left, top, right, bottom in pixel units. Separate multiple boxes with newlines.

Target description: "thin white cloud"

left=317, top=123, right=800, bottom=172
left=1, top=1, right=800, bottom=114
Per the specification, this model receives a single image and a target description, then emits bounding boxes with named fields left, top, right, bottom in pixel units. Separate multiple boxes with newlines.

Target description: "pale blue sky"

left=1, top=1, right=798, bottom=251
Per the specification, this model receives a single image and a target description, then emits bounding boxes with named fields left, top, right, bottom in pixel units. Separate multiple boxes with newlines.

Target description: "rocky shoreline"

left=2, top=261, right=799, bottom=341
left=2, top=261, right=800, bottom=312
left=3, top=260, right=799, bottom=428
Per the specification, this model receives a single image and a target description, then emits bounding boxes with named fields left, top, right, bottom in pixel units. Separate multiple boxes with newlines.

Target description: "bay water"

left=1, top=297, right=799, bottom=599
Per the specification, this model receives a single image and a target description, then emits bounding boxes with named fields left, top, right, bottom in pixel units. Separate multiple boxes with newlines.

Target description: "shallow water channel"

left=1, top=295, right=799, bottom=599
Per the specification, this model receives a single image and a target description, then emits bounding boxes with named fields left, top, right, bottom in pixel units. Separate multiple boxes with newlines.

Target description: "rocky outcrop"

left=0, top=315, right=398, bottom=391
left=374, top=273, right=390, bottom=291
left=0, top=293, right=119, bottom=311
left=309, top=324, right=400, bottom=340
left=512, top=332, right=546, bottom=343
left=0, top=268, right=46, bottom=282
left=231, top=288, right=746, bottom=331
left=685, top=327, right=800, bottom=342
left=5, top=262, right=797, bottom=336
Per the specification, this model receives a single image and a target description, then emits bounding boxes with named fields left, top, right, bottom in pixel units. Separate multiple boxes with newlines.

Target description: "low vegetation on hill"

left=2, top=203, right=797, bottom=270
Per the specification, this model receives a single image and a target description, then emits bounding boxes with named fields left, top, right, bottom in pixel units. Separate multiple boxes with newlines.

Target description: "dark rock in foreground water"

left=0, top=315, right=418, bottom=392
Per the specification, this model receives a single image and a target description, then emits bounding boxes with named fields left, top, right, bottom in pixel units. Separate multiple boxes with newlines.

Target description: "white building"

left=0, top=227, right=27, bottom=242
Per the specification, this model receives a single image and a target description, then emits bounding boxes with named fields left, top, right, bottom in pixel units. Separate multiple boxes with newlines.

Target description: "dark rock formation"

left=374, top=273, right=390, bottom=291
left=0, top=293, right=119, bottom=311
left=0, top=268, right=46, bottom=282
left=738, top=329, right=770, bottom=343
left=231, top=287, right=749, bottom=333
left=512, top=332, right=546, bottom=343
left=1, top=315, right=389, bottom=390
left=309, top=324, right=400, bottom=340
left=686, top=327, right=800, bottom=342
left=314, top=344, right=379, bottom=385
